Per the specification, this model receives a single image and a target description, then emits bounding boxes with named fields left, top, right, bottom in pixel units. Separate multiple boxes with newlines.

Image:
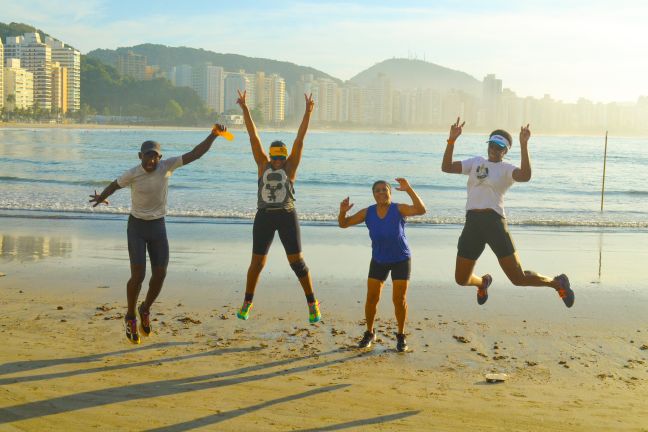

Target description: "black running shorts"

left=368, top=258, right=411, bottom=282
left=252, top=208, right=302, bottom=256
left=127, top=215, right=169, bottom=267
left=457, top=210, right=516, bottom=260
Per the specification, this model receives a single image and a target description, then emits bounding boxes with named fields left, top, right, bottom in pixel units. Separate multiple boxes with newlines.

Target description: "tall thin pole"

left=600, top=131, right=608, bottom=212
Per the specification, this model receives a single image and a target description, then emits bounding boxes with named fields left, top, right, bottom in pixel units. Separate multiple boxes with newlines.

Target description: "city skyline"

left=2, top=0, right=647, bottom=104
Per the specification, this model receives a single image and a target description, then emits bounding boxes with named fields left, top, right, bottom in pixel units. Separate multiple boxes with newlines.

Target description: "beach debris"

left=104, top=313, right=124, bottom=320
left=19, top=290, right=23, bottom=293
left=597, top=373, right=614, bottom=380
left=453, top=335, right=470, bottom=344
left=219, top=314, right=229, bottom=320
left=60, top=319, right=67, bottom=322
left=178, top=317, right=201, bottom=325
left=57, top=306, right=64, bottom=310
left=96, top=285, right=109, bottom=289
left=492, top=355, right=507, bottom=361
left=525, top=361, right=538, bottom=367
left=96, top=305, right=114, bottom=312
left=0, top=272, right=6, bottom=277
left=485, top=373, right=508, bottom=383
left=331, top=328, right=346, bottom=336
left=640, top=344, right=648, bottom=350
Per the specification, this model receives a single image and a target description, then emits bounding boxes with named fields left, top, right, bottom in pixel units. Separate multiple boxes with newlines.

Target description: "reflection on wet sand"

left=0, top=234, right=72, bottom=261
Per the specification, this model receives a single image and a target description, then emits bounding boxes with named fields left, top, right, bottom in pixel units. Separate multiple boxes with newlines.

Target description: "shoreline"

left=0, top=121, right=639, bottom=138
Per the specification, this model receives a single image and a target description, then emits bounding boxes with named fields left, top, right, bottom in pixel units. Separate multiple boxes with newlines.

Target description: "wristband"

left=447, top=138, right=456, bottom=145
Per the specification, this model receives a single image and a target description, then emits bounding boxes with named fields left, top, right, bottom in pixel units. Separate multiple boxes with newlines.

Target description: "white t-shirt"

left=461, top=156, right=517, bottom=217
left=117, top=156, right=183, bottom=220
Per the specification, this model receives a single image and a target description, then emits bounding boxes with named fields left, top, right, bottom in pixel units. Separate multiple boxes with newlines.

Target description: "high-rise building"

left=224, top=70, right=251, bottom=112
left=3, top=58, right=34, bottom=110
left=4, top=36, right=22, bottom=63
left=172, top=64, right=193, bottom=88
left=483, top=74, right=503, bottom=127
left=192, top=63, right=224, bottom=113
left=45, top=37, right=80, bottom=112
left=116, top=51, right=146, bottom=81
left=5, top=33, right=51, bottom=110
left=51, top=62, right=68, bottom=113
left=254, top=72, right=285, bottom=124
left=313, top=78, right=338, bottom=122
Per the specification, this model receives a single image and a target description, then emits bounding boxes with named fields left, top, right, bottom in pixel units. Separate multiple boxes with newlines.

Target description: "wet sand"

left=1, top=215, right=648, bottom=430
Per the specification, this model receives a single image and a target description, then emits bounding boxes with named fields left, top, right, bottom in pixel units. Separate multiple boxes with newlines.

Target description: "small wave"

left=1, top=206, right=646, bottom=229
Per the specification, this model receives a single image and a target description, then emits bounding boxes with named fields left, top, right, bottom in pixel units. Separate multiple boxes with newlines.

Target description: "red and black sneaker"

left=554, top=274, right=574, bottom=308
left=477, top=274, right=492, bottom=305
left=125, top=317, right=141, bottom=344
left=138, top=304, right=152, bottom=336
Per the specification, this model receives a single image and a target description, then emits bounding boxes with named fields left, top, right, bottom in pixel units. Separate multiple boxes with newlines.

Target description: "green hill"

left=81, top=56, right=209, bottom=124
left=87, top=43, right=340, bottom=86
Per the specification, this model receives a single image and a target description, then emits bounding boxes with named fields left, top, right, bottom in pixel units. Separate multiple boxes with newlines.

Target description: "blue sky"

left=3, top=0, right=647, bottom=103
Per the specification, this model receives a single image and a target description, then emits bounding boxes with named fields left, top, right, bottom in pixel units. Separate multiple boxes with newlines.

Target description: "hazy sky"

left=3, top=0, right=646, bottom=103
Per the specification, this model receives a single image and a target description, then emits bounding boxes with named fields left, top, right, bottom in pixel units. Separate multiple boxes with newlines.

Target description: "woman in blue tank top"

left=338, top=178, right=426, bottom=352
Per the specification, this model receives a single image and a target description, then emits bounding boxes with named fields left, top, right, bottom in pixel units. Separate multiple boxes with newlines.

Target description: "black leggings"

left=127, top=215, right=169, bottom=267
left=252, top=208, right=302, bottom=255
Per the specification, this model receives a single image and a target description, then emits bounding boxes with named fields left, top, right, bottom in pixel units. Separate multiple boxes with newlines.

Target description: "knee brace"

left=290, top=258, right=309, bottom=278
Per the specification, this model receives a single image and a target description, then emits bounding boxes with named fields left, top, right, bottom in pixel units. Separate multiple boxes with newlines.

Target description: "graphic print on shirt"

left=476, top=164, right=489, bottom=181
left=261, top=169, right=287, bottom=203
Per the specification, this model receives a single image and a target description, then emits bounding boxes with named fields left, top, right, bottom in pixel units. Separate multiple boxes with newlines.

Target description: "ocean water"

left=0, top=127, right=646, bottom=229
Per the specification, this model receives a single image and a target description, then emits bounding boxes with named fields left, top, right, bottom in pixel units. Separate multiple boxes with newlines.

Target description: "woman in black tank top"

left=234, top=90, right=321, bottom=324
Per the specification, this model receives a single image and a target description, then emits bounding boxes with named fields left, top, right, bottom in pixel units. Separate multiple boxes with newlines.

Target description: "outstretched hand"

left=449, top=117, right=465, bottom=142
left=236, top=89, right=247, bottom=108
left=340, top=197, right=354, bottom=213
left=520, top=124, right=531, bottom=146
left=395, top=178, right=412, bottom=192
left=304, top=93, right=314, bottom=113
left=88, top=189, right=108, bottom=207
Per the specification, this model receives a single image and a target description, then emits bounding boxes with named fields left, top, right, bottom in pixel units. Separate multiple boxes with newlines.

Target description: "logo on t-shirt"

left=476, top=164, right=489, bottom=181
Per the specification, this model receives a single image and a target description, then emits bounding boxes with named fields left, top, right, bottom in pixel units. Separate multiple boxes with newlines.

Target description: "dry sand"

left=1, top=217, right=648, bottom=430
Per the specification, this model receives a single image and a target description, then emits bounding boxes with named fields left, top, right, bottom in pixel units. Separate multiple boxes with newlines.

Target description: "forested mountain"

left=87, top=44, right=339, bottom=87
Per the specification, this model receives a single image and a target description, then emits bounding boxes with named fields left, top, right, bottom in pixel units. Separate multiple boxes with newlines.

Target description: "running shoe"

left=358, top=330, right=376, bottom=348
left=396, top=333, right=408, bottom=352
left=125, top=317, right=140, bottom=344
left=237, top=301, right=253, bottom=320
left=308, top=300, right=321, bottom=323
left=138, top=304, right=151, bottom=336
left=554, top=274, right=574, bottom=308
left=477, top=274, right=492, bottom=305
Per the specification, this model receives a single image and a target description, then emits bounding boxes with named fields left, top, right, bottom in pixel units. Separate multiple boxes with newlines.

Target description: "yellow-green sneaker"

left=237, top=301, right=253, bottom=320
left=308, top=300, right=321, bottom=323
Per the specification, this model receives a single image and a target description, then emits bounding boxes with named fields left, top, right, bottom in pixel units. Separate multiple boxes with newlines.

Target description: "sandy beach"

left=1, top=215, right=647, bottom=430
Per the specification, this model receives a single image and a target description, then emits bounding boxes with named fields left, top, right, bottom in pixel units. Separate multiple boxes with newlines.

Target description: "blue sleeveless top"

left=365, top=203, right=411, bottom=264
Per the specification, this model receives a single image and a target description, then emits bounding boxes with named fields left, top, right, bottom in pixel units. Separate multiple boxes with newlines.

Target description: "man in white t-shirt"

left=89, top=124, right=228, bottom=344
left=441, top=118, right=574, bottom=309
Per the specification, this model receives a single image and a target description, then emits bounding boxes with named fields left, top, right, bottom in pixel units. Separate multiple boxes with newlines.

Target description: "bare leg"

left=141, top=265, right=167, bottom=310
left=287, top=252, right=314, bottom=296
left=498, top=253, right=559, bottom=289
left=126, top=264, right=146, bottom=318
left=365, top=278, right=384, bottom=333
left=392, top=280, right=409, bottom=334
left=245, top=253, right=268, bottom=296
left=455, top=256, right=485, bottom=288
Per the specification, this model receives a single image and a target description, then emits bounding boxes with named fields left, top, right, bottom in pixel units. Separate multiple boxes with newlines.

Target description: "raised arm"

left=441, top=117, right=465, bottom=174
left=395, top=178, right=427, bottom=217
left=338, top=197, right=367, bottom=228
left=89, top=180, right=122, bottom=207
left=286, top=93, right=314, bottom=180
left=182, top=124, right=225, bottom=166
left=237, top=90, right=268, bottom=168
left=513, top=124, right=532, bottom=182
